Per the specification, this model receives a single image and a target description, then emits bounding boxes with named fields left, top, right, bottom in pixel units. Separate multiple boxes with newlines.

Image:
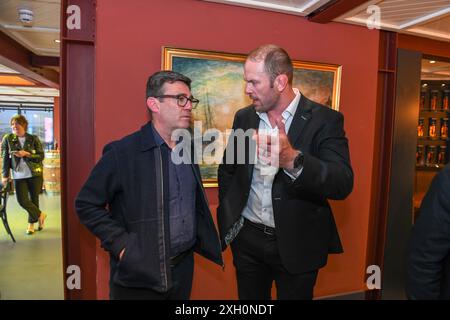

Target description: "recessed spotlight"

left=423, top=83, right=428, bottom=87
left=429, top=60, right=436, bottom=64
left=54, top=39, right=61, bottom=43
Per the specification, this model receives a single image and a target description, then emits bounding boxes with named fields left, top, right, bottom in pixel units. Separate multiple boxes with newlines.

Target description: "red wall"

left=94, top=0, right=380, bottom=299
left=398, top=34, right=450, bottom=59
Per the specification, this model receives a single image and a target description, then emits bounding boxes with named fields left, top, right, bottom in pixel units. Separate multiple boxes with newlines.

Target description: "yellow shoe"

left=38, top=212, right=47, bottom=231
left=26, top=223, right=35, bottom=235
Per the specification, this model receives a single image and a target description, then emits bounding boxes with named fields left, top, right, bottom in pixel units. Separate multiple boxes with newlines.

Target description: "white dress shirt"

left=241, top=88, right=302, bottom=228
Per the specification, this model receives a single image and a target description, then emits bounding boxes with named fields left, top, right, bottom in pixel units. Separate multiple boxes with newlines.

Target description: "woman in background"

left=1, top=115, right=46, bottom=235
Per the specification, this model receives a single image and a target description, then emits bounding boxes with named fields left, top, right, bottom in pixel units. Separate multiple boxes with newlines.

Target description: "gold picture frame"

left=162, top=46, right=342, bottom=187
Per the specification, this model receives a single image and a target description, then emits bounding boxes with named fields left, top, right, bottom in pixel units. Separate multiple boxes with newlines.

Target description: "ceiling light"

left=429, top=60, right=436, bottom=64
left=54, top=39, right=61, bottom=43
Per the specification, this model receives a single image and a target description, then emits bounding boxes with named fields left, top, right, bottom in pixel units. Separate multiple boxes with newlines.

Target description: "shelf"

left=419, top=110, right=449, bottom=115
left=416, top=165, right=445, bottom=171
left=378, top=69, right=395, bottom=73
left=417, top=137, right=449, bottom=142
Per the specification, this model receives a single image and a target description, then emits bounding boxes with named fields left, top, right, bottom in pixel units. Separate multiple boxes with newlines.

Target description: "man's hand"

left=253, top=117, right=299, bottom=170
left=274, top=117, right=299, bottom=169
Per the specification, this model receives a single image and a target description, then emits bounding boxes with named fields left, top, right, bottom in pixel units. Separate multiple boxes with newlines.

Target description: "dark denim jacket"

left=75, top=122, right=223, bottom=292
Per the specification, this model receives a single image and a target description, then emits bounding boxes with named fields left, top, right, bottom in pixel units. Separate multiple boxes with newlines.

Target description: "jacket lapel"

left=9, top=134, right=20, bottom=150
left=247, top=109, right=260, bottom=184
left=139, top=122, right=158, bottom=152
left=23, top=133, right=33, bottom=151
left=288, top=94, right=312, bottom=146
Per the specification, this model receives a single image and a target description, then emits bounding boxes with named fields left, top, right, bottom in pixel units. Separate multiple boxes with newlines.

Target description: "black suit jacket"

left=217, top=94, right=353, bottom=274
left=406, top=163, right=450, bottom=299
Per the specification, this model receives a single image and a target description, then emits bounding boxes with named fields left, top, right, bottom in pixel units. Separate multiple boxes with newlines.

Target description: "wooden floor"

left=0, top=193, right=64, bottom=300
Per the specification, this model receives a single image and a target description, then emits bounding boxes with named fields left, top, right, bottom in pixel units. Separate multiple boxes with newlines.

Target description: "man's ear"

left=274, top=74, right=289, bottom=92
left=146, top=97, right=159, bottom=113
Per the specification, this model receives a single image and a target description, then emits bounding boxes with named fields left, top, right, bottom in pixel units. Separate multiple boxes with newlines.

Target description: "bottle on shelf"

left=416, top=145, right=425, bottom=166
left=418, top=118, right=425, bottom=137
left=429, top=118, right=437, bottom=138
left=443, top=90, right=449, bottom=111
left=420, top=91, right=426, bottom=110
left=441, top=118, right=449, bottom=139
left=438, top=146, right=447, bottom=166
left=426, top=145, right=437, bottom=167
left=430, top=90, right=439, bottom=111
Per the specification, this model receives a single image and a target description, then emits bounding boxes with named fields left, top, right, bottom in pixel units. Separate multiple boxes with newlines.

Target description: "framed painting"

left=162, top=47, right=342, bottom=187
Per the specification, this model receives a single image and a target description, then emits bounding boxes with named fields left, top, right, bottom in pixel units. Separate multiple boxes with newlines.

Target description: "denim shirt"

left=151, top=124, right=196, bottom=256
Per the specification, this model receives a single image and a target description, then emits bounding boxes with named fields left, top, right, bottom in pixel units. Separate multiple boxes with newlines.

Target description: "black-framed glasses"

left=154, top=94, right=199, bottom=109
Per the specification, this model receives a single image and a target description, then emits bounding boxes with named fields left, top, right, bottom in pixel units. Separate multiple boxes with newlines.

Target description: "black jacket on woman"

left=1, top=133, right=44, bottom=178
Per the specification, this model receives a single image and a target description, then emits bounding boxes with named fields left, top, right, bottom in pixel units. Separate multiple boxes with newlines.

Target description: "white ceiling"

left=0, top=62, right=59, bottom=103
left=0, top=84, right=59, bottom=103
left=205, top=0, right=450, bottom=42
left=0, top=85, right=59, bottom=97
left=0, top=95, right=55, bottom=103
left=337, top=0, right=450, bottom=42
left=0, top=64, right=20, bottom=74
left=203, top=0, right=333, bottom=15
left=0, top=0, right=60, bottom=57
left=421, top=59, right=450, bottom=80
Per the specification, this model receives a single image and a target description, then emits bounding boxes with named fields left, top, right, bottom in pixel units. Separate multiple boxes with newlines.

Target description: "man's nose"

left=184, top=101, right=193, bottom=110
left=245, top=83, right=253, bottom=94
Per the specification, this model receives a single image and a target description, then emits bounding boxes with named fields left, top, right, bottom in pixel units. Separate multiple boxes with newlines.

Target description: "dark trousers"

left=14, top=176, right=43, bottom=223
left=231, top=220, right=318, bottom=300
left=110, top=251, right=194, bottom=300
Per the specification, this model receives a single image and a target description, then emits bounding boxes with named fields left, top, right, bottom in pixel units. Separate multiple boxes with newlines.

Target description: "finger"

left=252, top=129, right=260, bottom=146
left=258, top=132, right=273, bottom=147
left=252, top=129, right=258, bottom=140
left=258, top=153, right=272, bottom=165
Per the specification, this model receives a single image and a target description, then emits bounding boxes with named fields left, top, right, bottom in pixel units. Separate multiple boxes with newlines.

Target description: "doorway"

left=413, top=58, right=450, bottom=222
left=0, top=0, right=63, bottom=299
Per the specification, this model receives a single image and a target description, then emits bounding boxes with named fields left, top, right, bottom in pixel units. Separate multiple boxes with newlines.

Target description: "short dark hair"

left=247, top=44, right=293, bottom=85
left=10, top=114, right=28, bottom=131
left=146, top=71, right=192, bottom=99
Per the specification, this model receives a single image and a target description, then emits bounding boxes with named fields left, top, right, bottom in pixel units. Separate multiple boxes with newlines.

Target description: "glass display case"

left=414, top=80, right=450, bottom=222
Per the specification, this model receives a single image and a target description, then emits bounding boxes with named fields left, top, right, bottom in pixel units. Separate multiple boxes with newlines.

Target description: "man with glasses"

left=75, top=71, right=222, bottom=300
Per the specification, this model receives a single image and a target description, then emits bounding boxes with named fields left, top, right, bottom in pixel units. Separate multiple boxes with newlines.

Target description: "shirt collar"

left=150, top=122, right=166, bottom=147
left=283, top=88, right=301, bottom=119
left=256, top=88, right=301, bottom=122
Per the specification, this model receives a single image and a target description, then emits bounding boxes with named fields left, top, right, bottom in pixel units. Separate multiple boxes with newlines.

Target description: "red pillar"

left=60, top=0, right=97, bottom=299
left=53, top=97, right=60, bottom=149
